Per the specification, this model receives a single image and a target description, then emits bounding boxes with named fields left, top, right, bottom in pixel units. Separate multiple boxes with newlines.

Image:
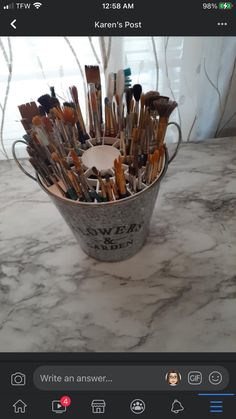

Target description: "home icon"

left=91, top=400, right=106, bottom=414
left=13, top=400, right=27, bottom=414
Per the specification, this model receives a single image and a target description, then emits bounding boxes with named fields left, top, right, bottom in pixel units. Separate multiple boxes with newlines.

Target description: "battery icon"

left=218, top=2, right=233, bottom=9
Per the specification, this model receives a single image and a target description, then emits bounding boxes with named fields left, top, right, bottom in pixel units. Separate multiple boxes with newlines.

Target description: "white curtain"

left=1, top=36, right=236, bottom=159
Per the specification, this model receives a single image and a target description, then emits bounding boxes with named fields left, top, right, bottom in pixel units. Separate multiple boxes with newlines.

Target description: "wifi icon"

left=33, top=2, right=42, bottom=9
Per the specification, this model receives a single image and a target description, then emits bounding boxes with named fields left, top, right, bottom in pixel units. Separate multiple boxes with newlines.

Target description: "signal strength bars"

left=3, top=2, right=14, bottom=8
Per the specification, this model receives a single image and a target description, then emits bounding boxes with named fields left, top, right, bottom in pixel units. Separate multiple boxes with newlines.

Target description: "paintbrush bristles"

left=70, top=86, right=79, bottom=104
left=125, top=88, right=133, bottom=114
left=107, top=73, right=116, bottom=103
left=51, top=107, right=77, bottom=125
left=38, top=94, right=53, bottom=114
left=133, top=84, right=142, bottom=102
left=32, top=116, right=42, bottom=126
left=152, top=98, right=177, bottom=118
left=144, top=91, right=160, bottom=108
left=42, top=116, right=53, bottom=133
left=92, top=166, right=99, bottom=176
left=85, top=65, right=101, bottom=85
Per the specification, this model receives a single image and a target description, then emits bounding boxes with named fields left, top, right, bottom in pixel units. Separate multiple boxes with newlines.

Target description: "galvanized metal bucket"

left=12, top=122, right=181, bottom=261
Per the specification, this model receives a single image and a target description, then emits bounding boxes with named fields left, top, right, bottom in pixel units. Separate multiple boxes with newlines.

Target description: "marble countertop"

left=0, top=137, right=236, bottom=352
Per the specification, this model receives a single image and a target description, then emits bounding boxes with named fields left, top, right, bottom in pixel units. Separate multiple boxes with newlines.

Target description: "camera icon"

left=11, top=372, right=26, bottom=386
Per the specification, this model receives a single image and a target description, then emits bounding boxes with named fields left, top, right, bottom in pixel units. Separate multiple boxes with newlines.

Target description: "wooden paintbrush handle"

left=156, top=117, right=168, bottom=147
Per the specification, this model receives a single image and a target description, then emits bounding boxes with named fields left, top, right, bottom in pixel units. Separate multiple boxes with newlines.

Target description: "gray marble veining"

left=0, top=137, right=236, bottom=352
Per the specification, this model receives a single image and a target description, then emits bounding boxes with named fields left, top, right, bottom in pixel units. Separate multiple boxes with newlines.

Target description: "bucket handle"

left=12, top=139, right=37, bottom=182
left=167, top=121, right=182, bottom=164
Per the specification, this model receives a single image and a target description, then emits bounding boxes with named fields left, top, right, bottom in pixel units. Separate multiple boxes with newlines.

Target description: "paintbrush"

left=51, top=152, right=78, bottom=200
left=137, top=160, right=143, bottom=191
left=38, top=94, right=56, bottom=115
left=133, top=84, right=142, bottom=126
left=56, top=106, right=78, bottom=148
left=114, top=156, right=128, bottom=198
left=153, top=98, right=177, bottom=147
left=116, top=68, right=132, bottom=131
left=85, top=65, right=103, bottom=126
left=92, top=166, right=108, bottom=202
left=27, top=144, right=51, bottom=182
left=107, top=73, right=116, bottom=104
left=69, top=85, right=90, bottom=147
left=128, top=165, right=137, bottom=193
left=104, top=97, right=111, bottom=137
left=50, top=86, right=56, bottom=98
left=138, top=93, right=146, bottom=131
left=130, top=127, right=139, bottom=160
left=125, top=87, right=133, bottom=151
left=125, top=87, right=133, bottom=115
left=144, top=91, right=160, bottom=109
left=31, top=116, right=60, bottom=171
left=105, top=174, right=114, bottom=201
left=69, top=149, right=82, bottom=172
left=109, top=177, right=119, bottom=199
left=88, top=83, right=102, bottom=144
left=31, top=117, right=64, bottom=178
left=18, top=101, right=40, bottom=133
left=69, top=149, right=93, bottom=201
left=107, top=73, right=118, bottom=136
left=52, top=107, right=77, bottom=150
left=119, top=130, right=126, bottom=157
left=150, top=149, right=160, bottom=183
left=27, top=142, right=63, bottom=190
left=88, top=189, right=103, bottom=202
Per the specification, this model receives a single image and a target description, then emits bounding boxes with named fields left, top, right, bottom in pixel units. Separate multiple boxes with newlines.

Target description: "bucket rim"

left=37, top=146, right=169, bottom=207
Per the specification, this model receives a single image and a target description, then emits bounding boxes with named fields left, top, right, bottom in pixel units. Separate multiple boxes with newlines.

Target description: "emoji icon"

left=209, top=371, right=223, bottom=385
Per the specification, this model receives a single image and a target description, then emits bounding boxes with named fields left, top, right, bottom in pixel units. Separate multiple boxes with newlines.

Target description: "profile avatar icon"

left=166, top=371, right=181, bottom=386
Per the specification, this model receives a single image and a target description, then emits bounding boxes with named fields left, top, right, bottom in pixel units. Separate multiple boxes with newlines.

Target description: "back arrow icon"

left=11, top=19, right=16, bottom=29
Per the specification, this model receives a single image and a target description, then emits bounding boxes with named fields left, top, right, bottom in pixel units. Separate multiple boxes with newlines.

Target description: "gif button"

left=188, top=371, right=202, bottom=385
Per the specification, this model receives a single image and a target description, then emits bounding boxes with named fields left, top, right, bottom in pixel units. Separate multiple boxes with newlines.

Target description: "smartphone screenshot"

left=0, top=0, right=236, bottom=417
